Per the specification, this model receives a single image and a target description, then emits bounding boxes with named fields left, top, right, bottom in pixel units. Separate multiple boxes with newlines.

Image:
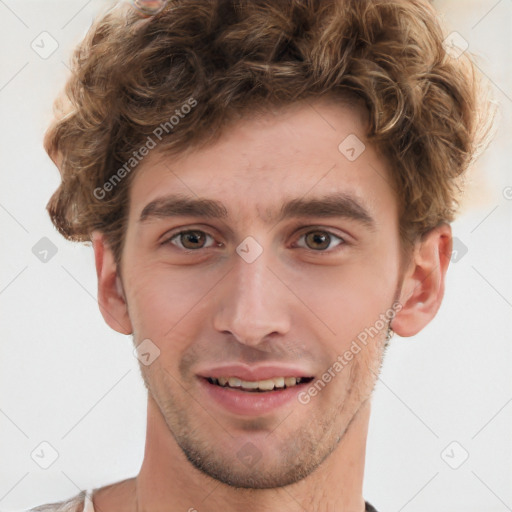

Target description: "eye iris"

left=305, top=231, right=330, bottom=250
left=181, top=231, right=206, bottom=249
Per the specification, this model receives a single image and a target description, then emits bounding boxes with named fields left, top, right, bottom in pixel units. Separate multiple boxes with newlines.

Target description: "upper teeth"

left=211, top=376, right=304, bottom=390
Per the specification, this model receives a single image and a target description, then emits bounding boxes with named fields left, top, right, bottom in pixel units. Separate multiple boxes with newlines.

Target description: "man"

left=30, top=0, right=490, bottom=510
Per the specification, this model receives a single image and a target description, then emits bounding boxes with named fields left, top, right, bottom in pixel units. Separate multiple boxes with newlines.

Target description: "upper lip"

left=196, top=364, right=314, bottom=382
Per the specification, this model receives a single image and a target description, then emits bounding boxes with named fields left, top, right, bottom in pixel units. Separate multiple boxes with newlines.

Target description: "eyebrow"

left=138, top=192, right=376, bottom=229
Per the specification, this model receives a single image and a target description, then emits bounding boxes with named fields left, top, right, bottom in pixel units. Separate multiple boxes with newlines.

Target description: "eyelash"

left=161, top=227, right=347, bottom=254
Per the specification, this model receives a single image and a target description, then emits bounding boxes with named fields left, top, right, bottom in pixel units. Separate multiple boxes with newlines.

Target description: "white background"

left=0, top=1, right=510, bottom=511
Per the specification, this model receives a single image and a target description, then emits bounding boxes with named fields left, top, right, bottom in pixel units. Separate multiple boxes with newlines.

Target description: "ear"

left=392, top=223, right=452, bottom=337
left=91, top=230, right=133, bottom=335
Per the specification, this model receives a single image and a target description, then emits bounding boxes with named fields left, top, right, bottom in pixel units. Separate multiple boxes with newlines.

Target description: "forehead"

left=127, top=97, right=396, bottom=225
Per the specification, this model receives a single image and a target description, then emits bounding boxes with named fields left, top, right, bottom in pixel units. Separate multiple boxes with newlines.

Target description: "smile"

left=206, top=376, right=314, bottom=392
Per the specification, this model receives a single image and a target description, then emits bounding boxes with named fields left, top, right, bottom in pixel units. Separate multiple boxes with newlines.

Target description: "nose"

left=212, top=243, right=291, bottom=347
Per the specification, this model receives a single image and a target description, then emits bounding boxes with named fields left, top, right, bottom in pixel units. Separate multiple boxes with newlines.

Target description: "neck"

left=134, top=393, right=370, bottom=512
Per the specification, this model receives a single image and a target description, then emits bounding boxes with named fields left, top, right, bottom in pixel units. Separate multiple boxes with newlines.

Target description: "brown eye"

left=296, top=229, right=345, bottom=252
left=305, top=231, right=330, bottom=250
left=181, top=231, right=206, bottom=249
left=164, top=230, right=215, bottom=250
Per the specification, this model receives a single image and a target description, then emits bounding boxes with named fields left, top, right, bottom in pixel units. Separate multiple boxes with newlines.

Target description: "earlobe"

left=91, top=230, right=133, bottom=335
left=391, top=223, right=452, bottom=338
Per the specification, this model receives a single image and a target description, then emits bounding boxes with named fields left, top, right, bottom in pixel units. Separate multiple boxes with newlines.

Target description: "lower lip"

left=197, top=377, right=310, bottom=416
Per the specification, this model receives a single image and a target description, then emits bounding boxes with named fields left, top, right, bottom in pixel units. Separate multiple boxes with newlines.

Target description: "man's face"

left=120, top=97, right=403, bottom=488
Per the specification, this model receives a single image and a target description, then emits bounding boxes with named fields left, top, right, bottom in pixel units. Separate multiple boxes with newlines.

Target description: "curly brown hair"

left=44, top=0, right=492, bottom=268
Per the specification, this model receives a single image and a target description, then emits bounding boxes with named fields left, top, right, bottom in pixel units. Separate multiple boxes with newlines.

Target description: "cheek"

left=288, top=256, right=395, bottom=345
left=126, top=265, right=217, bottom=342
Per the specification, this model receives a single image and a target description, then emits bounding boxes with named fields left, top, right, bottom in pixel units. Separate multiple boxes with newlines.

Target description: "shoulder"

left=25, top=490, right=86, bottom=512
left=365, top=500, right=379, bottom=512
left=25, top=477, right=135, bottom=512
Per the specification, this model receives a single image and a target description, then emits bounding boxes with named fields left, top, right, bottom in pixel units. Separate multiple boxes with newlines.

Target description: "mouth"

left=203, top=375, right=314, bottom=392
left=196, top=366, right=316, bottom=415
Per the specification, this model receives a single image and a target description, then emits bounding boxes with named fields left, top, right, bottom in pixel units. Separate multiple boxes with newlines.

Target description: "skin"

left=91, top=96, right=452, bottom=511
